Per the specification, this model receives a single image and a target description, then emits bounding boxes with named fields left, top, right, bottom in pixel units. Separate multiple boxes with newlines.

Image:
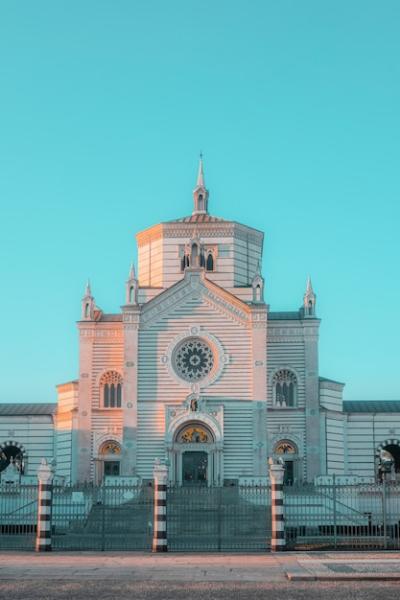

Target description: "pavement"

left=0, top=551, right=400, bottom=582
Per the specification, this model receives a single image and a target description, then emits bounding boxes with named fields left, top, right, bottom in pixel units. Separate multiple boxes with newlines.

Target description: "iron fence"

left=0, top=483, right=38, bottom=550
left=167, top=483, right=272, bottom=551
left=1, top=479, right=399, bottom=552
left=285, top=479, right=400, bottom=550
left=52, top=482, right=153, bottom=550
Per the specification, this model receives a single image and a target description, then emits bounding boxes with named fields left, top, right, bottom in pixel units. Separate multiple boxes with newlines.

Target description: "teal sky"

left=0, top=1, right=399, bottom=403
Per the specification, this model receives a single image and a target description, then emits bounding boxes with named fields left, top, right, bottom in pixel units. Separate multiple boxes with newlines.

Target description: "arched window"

left=85, top=303, right=90, bottom=318
left=129, top=286, right=134, bottom=303
left=200, top=252, right=205, bottom=268
left=206, top=253, right=214, bottom=271
left=100, top=371, right=123, bottom=408
left=272, top=369, right=297, bottom=407
left=198, top=194, right=203, bottom=211
left=181, top=254, right=190, bottom=272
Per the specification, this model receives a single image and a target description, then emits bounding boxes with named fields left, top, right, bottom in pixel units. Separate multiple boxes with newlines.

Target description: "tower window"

left=272, top=369, right=297, bottom=408
left=100, top=371, right=123, bottom=408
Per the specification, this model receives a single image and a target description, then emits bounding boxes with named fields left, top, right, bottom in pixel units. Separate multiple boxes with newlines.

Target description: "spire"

left=126, top=261, right=138, bottom=305
left=196, top=153, right=205, bottom=188
left=306, top=275, right=314, bottom=296
left=82, top=279, right=95, bottom=320
left=303, top=275, right=316, bottom=317
left=252, top=260, right=264, bottom=303
left=128, top=262, right=136, bottom=281
left=192, top=154, right=209, bottom=215
left=85, top=279, right=91, bottom=297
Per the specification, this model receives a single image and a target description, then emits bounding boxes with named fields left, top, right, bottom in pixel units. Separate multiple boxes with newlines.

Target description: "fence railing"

left=285, top=479, right=400, bottom=550
left=1, top=477, right=399, bottom=552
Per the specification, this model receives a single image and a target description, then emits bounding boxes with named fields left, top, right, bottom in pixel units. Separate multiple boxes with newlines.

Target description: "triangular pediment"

left=140, top=270, right=252, bottom=328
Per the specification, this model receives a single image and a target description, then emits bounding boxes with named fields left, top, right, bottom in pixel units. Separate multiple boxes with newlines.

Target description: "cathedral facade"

left=1, top=161, right=400, bottom=485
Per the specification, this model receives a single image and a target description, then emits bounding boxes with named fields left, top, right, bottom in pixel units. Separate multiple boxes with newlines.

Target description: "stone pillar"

left=35, top=458, right=54, bottom=552
left=269, top=459, right=286, bottom=552
left=152, top=461, right=168, bottom=552
left=121, top=306, right=140, bottom=476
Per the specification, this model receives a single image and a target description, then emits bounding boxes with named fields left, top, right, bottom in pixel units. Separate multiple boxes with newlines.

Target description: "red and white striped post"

left=269, top=458, right=286, bottom=551
left=152, top=460, right=168, bottom=552
left=35, top=458, right=55, bottom=552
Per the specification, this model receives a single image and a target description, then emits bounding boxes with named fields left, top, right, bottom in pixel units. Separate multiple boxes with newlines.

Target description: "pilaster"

left=76, top=322, right=95, bottom=482
left=250, top=305, right=268, bottom=476
left=303, top=319, right=321, bottom=481
left=121, top=305, right=140, bottom=476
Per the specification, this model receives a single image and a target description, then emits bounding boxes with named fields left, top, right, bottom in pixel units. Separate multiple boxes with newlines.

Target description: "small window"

left=272, top=369, right=297, bottom=407
left=100, top=371, right=123, bottom=408
left=206, top=253, right=214, bottom=271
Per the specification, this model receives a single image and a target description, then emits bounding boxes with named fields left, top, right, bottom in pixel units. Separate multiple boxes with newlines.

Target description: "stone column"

left=152, top=461, right=168, bottom=552
left=35, top=458, right=54, bottom=552
left=269, top=459, right=286, bottom=552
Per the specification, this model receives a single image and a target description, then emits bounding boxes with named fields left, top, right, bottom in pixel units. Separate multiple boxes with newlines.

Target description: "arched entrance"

left=0, top=441, right=26, bottom=475
left=273, top=440, right=300, bottom=485
left=98, top=440, right=122, bottom=480
left=168, top=421, right=222, bottom=486
left=376, top=440, right=400, bottom=480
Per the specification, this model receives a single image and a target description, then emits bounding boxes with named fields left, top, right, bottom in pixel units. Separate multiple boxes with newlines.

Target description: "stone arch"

left=0, top=440, right=28, bottom=474
left=166, top=412, right=222, bottom=445
left=376, top=438, right=400, bottom=474
left=175, top=421, right=215, bottom=444
left=375, top=438, right=400, bottom=457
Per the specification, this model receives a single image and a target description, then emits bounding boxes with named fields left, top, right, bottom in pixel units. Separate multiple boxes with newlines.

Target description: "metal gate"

left=285, top=480, right=400, bottom=550
left=0, top=483, right=38, bottom=550
left=167, top=484, right=271, bottom=551
left=52, top=482, right=153, bottom=550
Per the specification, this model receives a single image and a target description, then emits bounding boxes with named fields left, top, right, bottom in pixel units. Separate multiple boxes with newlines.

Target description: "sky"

left=0, top=1, right=399, bottom=403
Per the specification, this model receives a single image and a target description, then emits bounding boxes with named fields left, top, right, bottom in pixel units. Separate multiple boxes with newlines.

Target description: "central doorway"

left=182, top=451, right=208, bottom=485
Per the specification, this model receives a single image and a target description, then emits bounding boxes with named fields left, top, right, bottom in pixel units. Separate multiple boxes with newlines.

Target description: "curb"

left=286, top=571, right=400, bottom=581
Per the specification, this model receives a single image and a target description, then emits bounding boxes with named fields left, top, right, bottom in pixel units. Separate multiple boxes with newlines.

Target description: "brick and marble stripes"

left=35, top=459, right=54, bottom=552
left=269, top=461, right=286, bottom=552
left=152, top=462, right=168, bottom=552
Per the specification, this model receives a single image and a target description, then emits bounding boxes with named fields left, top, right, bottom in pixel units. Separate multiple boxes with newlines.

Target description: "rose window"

left=173, top=338, right=214, bottom=382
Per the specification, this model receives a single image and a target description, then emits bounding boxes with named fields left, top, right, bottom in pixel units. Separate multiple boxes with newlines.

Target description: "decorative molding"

left=80, top=329, right=124, bottom=338
left=165, top=401, right=224, bottom=445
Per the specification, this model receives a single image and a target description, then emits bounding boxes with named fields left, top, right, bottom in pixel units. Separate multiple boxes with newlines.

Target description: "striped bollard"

left=35, top=458, right=54, bottom=552
left=269, top=458, right=286, bottom=551
left=152, top=460, right=168, bottom=552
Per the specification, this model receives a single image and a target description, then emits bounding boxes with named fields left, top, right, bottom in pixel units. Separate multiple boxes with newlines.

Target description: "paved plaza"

left=0, top=551, right=399, bottom=583
left=1, top=552, right=400, bottom=599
